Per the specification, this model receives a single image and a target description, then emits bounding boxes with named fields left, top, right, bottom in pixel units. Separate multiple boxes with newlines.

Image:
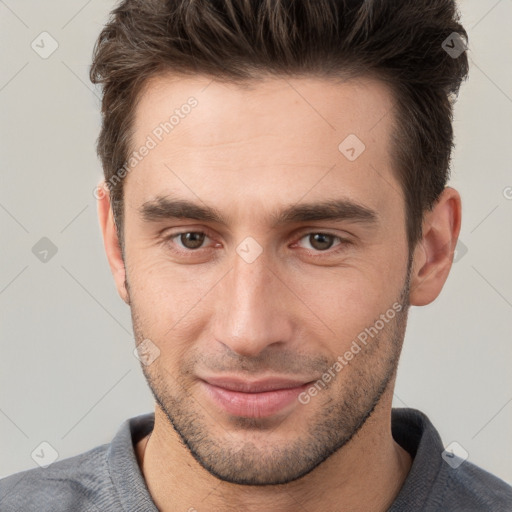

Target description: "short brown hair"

left=90, top=0, right=469, bottom=251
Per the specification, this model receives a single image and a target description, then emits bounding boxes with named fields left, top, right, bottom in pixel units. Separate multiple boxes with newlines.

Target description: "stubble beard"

left=128, top=272, right=411, bottom=486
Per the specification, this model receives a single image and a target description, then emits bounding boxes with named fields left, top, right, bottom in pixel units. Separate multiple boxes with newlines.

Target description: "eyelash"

left=162, top=230, right=352, bottom=257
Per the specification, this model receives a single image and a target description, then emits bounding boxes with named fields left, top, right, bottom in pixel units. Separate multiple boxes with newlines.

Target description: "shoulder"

left=0, top=443, right=118, bottom=512
left=390, top=408, right=512, bottom=511
left=435, top=458, right=512, bottom=511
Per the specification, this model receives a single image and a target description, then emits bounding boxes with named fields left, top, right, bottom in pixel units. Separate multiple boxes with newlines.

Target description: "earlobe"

left=96, top=181, right=130, bottom=304
left=409, top=187, right=462, bottom=306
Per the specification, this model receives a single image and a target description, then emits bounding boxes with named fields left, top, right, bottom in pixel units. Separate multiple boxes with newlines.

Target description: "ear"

left=96, top=181, right=130, bottom=304
left=409, top=187, right=462, bottom=306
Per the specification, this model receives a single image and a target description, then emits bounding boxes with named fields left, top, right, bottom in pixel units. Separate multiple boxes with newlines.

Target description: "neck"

left=136, top=391, right=412, bottom=512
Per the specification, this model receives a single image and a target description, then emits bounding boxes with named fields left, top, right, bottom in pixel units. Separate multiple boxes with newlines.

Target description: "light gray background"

left=1, top=0, right=511, bottom=485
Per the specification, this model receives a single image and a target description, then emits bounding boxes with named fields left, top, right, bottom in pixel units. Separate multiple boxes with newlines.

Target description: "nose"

left=211, top=250, right=294, bottom=358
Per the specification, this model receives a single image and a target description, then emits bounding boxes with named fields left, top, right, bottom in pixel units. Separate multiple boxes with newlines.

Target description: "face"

left=119, top=74, right=412, bottom=485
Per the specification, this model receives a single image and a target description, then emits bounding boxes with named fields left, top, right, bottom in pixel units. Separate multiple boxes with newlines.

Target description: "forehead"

left=124, top=73, right=401, bottom=221
left=131, top=72, right=395, bottom=147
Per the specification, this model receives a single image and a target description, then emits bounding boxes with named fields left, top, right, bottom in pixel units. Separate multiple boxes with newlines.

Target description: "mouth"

left=199, top=376, right=314, bottom=418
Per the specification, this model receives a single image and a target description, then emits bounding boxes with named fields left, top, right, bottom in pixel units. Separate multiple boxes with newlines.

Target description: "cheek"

left=129, top=250, right=209, bottom=302
left=127, top=257, right=221, bottom=350
left=131, top=287, right=200, bottom=374
left=293, top=255, right=407, bottom=352
left=302, top=280, right=379, bottom=352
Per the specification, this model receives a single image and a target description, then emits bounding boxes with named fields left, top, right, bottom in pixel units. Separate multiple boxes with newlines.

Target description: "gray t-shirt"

left=1, top=408, right=511, bottom=511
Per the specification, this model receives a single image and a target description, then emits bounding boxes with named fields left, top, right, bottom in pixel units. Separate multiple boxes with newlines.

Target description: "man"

left=1, top=0, right=511, bottom=510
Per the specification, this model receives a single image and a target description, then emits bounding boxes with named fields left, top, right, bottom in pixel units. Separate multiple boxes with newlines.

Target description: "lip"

left=199, top=376, right=313, bottom=418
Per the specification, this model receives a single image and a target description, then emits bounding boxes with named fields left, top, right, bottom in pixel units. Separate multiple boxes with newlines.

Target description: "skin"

left=98, top=73, right=461, bottom=512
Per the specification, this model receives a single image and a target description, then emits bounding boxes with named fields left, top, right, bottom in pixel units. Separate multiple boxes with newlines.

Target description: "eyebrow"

left=139, top=195, right=379, bottom=228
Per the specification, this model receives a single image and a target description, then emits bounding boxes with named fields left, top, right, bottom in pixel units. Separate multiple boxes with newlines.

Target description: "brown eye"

left=305, top=233, right=338, bottom=251
left=178, top=232, right=206, bottom=250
